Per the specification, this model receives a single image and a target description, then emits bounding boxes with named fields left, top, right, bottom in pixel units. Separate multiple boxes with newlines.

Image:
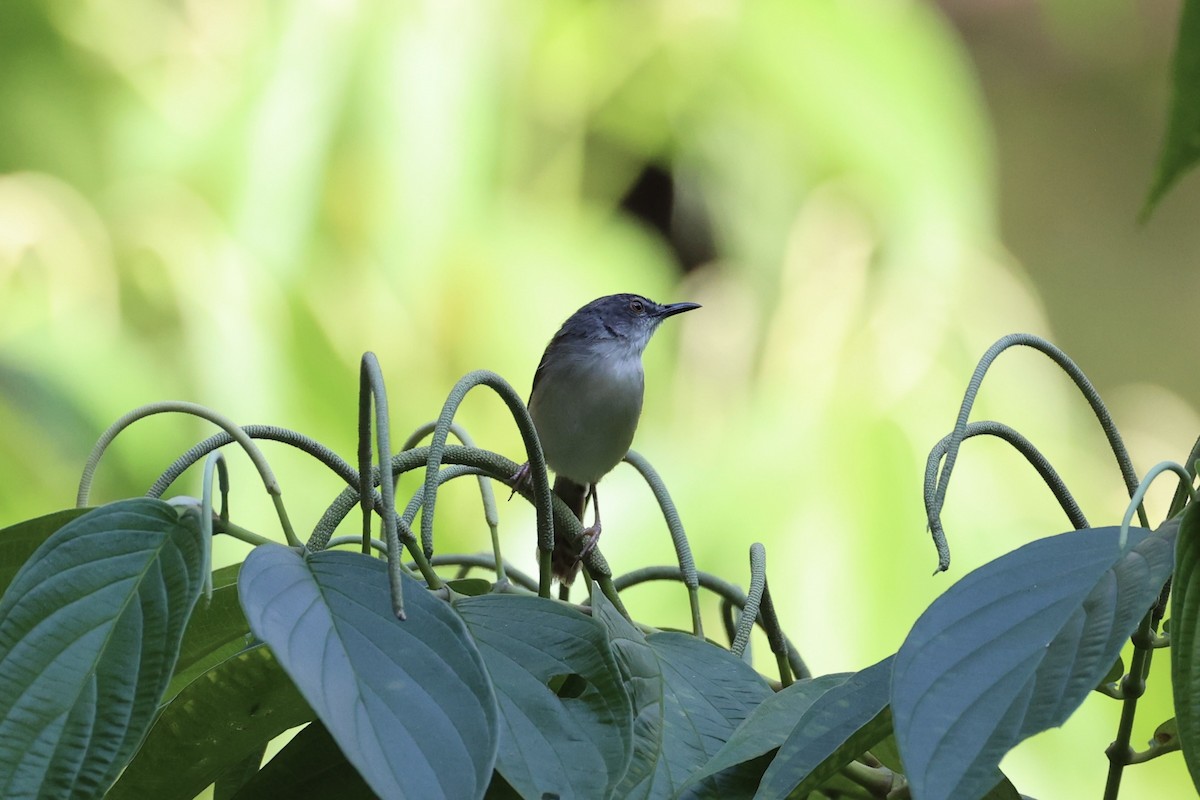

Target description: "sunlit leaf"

left=239, top=547, right=498, bottom=800
left=894, top=524, right=1175, bottom=800
left=0, top=499, right=205, bottom=798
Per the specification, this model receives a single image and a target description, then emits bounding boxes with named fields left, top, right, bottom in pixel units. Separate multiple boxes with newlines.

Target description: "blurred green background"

left=1, top=0, right=1197, bottom=796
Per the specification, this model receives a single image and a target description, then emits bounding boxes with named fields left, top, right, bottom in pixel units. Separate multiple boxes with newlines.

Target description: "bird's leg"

left=578, top=483, right=603, bottom=557
left=507, top=462, right=530, bottom=500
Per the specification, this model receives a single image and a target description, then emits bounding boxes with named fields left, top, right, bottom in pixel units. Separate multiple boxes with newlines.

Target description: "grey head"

left=550, top=293, right=700, bottom=352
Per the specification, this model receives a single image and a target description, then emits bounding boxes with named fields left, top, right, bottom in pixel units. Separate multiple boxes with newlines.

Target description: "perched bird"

left=514, top=293, right=700, bottom=585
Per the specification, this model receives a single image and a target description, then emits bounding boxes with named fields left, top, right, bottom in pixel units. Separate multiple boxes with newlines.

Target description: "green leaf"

left=681, top=672, right=854, bottom=792
left=238, top=547, right=499, bottom=800
left=447, top=578, right=493, bottom=597
left=894, top=524, right=1176, bottom=800
left=0, top=498, right=206, bottom=799
left=454, top=593, right=633, bottom=799
left=108, top=643, right=312, bottom=800
left=230, top=721, right=376, bottom=800
left=0, top=508, right=91, bottom=596
left=164, top=580, right=252, bottom=703
left=1173, top=502, right=1200, bottom=791
left=755, top=656, right=894, bottom=799
left=1143, top=0, right=1200, bottom=218
left=592, top=585, right=666, bottom=799
left=649, top=632, right=773, bottom=798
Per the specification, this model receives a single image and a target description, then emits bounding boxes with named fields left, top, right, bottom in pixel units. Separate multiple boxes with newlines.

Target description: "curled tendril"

left=928, top=334, right=1143, bottom=571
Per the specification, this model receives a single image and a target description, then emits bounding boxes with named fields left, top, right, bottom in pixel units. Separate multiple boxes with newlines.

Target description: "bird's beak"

left=658, top=301, right=701, bottom=319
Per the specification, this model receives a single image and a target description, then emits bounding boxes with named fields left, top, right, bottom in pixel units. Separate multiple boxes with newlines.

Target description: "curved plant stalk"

left=422, top=371, right=555, bottom=597
left=615, top=565, right=810, bottom=681
left=197, top=450, right=227, bottom=603
left=1104, top=514, right=1183, bottom=800
left=78, top=400, right=300, bottom=547
left=149, top=425, right=357, bottom=499
left=924, top=421, right=1089, bottom=564
left=423, top=554, right=540, bottom=594
left=326, top=534, right=389, bottom=555
left=731, top=544, right=766, bottom=658
left=623, top=450, right=703, bottom=638
left=758, top=578, right=793, bottom=688
left=928, top=334, right=1145, bottom=571
left=1118, top=461, right=1196, bottom=548
left=359, top=353, right=413, bottom=619
left=404, top=421, right=505, bottom=585
left=1167, top=435, right=1200, bottom=519
left=306, top=444, right=630, bottom=618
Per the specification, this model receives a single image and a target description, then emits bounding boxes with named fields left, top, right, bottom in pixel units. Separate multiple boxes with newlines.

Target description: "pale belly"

left=529, top=359, right=644, bottom=484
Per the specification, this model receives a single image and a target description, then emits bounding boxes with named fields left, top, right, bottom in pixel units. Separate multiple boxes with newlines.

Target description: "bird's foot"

left=578, top=522, right=603, bottom=559
left=508, top=462, right=530, bottom=500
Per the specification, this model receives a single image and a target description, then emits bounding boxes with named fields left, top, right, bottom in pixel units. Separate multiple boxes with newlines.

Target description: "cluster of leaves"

left=0, top=333, right=1198, bottom=800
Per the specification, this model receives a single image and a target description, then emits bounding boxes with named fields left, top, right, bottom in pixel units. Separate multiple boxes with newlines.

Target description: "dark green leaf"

left=164, top=581, right=253, bottom=703
left=648, top=632, right=773, bottom=798
left=1143, top=0, right=1200, bottom=218
left=894, top=524, right=1175, bottom=800
left=454, top=593, right=633, bottom=799
left=0, top=508, right=91, bottom=596
left=755, top=656, right=894, bottom=799
left=214, top=746, right=268, bottom=800
left=0, top=498, right=205, bottom=799
left=592, top=584, right=666, bottom=799
left=238, top=547, right=498, bottom=800
left=447, top=578, right=493, bottom=597
left=1173, top=502, right=1200, bottom=791
left=681, top=672, right=854, bottom=792
left=230, top=721, right=376, bottom=800
left=107, top=643, right=312, bottom=800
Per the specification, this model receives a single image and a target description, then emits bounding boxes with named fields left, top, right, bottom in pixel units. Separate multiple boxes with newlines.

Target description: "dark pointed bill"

left=657, top=301, right=701, bottom=318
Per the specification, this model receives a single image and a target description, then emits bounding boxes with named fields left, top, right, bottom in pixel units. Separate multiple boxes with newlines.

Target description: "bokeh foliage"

left=0, top=1, right=1195, bottom=796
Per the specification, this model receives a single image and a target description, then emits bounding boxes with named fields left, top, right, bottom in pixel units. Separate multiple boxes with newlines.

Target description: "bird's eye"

left=629, top=299, right=645, bottom=314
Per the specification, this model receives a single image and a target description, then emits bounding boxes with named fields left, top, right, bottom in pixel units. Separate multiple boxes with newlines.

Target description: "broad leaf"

left=755, top=656, right=894, bottom=799
left=1173, top=501, right=1200, bottom=791
left=592, top=585, right=666, bottom=799
left=0, top=499, right=205, bottom=799
left=894, top=524, right=1175, bottom=800
left=681, top=672, right=853, bottom=791
left=454, top=593, right=633, bottom=799
left=0, top=508, right=91, bottom=596
left=107, top=643, right=311, bottom=799
left=230, top=721, right=376, bottom=800
left=164, top=581, right=253, bottom=702
left=1143, top=0, right=1200, bottom=217
left=239, top=547, right=498, bottom=800
left=648, top=632, right=773, bottom=797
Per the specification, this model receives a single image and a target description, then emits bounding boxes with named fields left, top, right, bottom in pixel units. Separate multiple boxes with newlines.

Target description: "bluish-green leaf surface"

left=454, top=593, right=632, bottom=800
left=680, top=671, right=853, bottom=793
left=754, top=656, right=893, bottom=799
left=592, top=589, right=773, bottom=799
left=1172, top=502, right=1200, bottom=792
left=0, top=508, right=92, bottom=597
left=0, top=498, right=205, bottom=799
left=238, top=547, right=499, bottom=800
left=893, top=524, right=1175, bottom=800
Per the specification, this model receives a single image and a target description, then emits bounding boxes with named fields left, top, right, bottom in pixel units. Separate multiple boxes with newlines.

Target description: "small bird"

left=514, top=293, right=700, bottom=585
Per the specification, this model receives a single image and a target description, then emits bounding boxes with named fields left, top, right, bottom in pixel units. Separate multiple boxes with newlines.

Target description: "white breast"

left=529, top=349, right=645, bottom=484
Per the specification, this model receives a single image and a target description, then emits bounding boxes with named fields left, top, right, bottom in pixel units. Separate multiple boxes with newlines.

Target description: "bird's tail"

left=551, top=475, right=587, bottom=585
